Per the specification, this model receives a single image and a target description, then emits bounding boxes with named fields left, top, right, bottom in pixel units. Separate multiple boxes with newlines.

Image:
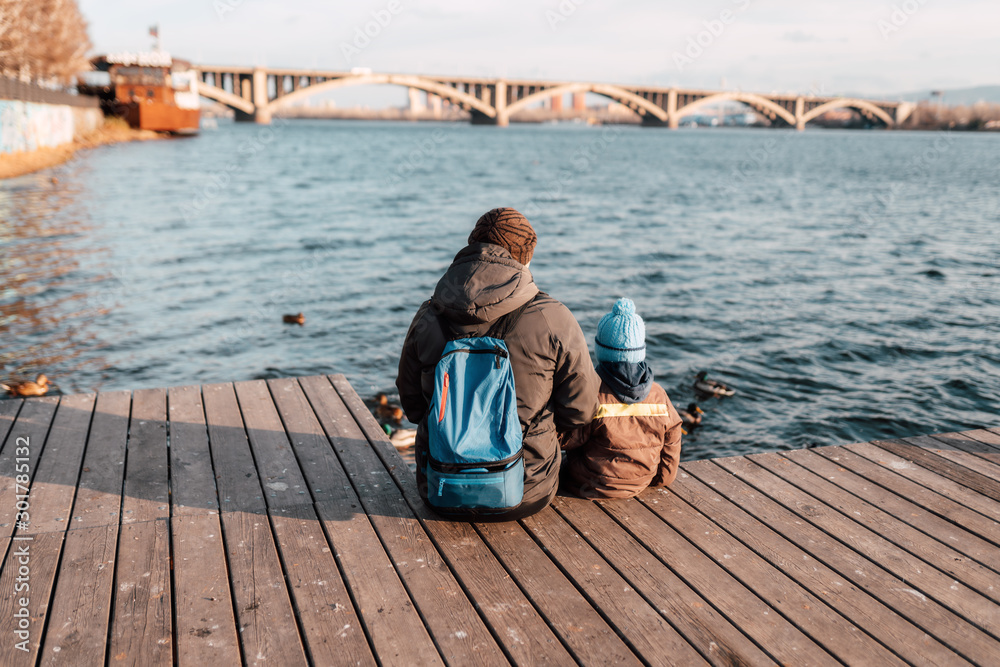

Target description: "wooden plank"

left=846, top=441, right=1000, bottom=522
left=167, top=386, right=241, bottom=665
left=0, top=393, right=94, bottom=665
left=170, top=515, right=241, bottom=665
left=264, top=378, right=356, bottom=506
left=948, top=429, right=1000, bottom=453
left=203, top=383, right=267, bottom=514
left=780, top=448, right=1000, bottom=574
left=873, top=438, right=1000, bottom=503
left=813, top=446, right=1000, bottom=549
left=691, top=458, right=1000, bottom=664
left=0, top=396, right=58, bottom=665
left=18, top=393, right=95, bottom=533
left=289, top=376, right=463, bottom=666
left=476, top=520, right=643, bottom=665
left=39, top=527, right=118, bottom=665
left=669, top=467, right=970, bottom=667
left=729, top=453, right=1000, bottom=638
left=520, top=506, right=708, bottom=666
left=202, top=382, right=307, bottom=667
left=634, top=484, right=907, bottom=666
left=553, top=495, right=776, bottom=667
left=232, top=380, right=312, bottom=509
left=0, top=396, right=59, bottom=539
left=109, top=519, right=172, bottom=665
left=271, top=376, right=502, bottom=665
left=933, top=429, right=1000, bottom=454
left=323, top=374, right=574, bottom=665
left=168, top=385, right=221, bottom=516
left=110, top=388, right=172, bottom=665
left=40, top=390, right=130, bottom=666
left=65, top=391, right=132, bottom=530
left=0, top=533, right=62, bottom=666
left=312, top=498, right=444, bottom=667
left=0, top=398, right=22, bottom=447
left=120, top=388, right=170, bottom=524
left=595, top=497, right=836, bottom=666
left=929, top=430, right=1000, bottom=470
left=233, top=380, right=375, bottom=667
left=326, top=375, right=413, bottom=487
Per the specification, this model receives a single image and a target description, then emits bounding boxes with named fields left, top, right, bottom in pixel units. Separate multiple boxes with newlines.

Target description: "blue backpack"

left=425, top=300, right=532, bottom=515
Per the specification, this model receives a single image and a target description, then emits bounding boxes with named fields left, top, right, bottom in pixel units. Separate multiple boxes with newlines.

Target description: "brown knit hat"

left=468, top=207, right=537, bottom=266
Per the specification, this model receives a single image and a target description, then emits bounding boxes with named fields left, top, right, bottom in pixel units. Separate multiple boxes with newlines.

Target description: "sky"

left=79, top=0, right=999, bottom=106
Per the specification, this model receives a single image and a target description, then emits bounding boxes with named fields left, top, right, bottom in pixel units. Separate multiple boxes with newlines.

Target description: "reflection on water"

left=1, top=121, right=998, bottom=460
left=0, top=166, right=111, bottom=388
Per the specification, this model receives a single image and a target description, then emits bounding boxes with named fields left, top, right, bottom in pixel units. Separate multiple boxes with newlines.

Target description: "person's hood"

left=432, top=242, right=539, bottom=325
left=596, top=361, right=654, bottom=404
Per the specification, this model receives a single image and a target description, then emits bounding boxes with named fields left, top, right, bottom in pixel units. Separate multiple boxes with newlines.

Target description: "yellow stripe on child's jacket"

left=595, top=403, right=669, bottom=418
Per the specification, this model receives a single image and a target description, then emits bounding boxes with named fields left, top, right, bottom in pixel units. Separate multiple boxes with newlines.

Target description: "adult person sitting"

left=396, top=207, right=599, bottom=521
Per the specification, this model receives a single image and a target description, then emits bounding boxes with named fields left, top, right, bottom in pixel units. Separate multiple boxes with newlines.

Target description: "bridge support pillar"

left=470, top=110, right=508, bottom=126
left=428, top=93, right=443, bottom=119
left=467, top=80, right=508, bottom=126
left=895, top=102, right=915, bottom=127
left=794, top=96, right=805, bottom=131
left=495, top=81, right=507, bottom=127
left=252, top=67, right=271, bottom=124
left=667, top=89, right=678, bottom=129
left=408, top=87, right=425, bottom=113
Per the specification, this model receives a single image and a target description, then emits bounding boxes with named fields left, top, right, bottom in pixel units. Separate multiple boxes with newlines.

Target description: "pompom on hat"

left=595, top=298, right=646, bottom=363
left=468, top=207, right=537, bottom=266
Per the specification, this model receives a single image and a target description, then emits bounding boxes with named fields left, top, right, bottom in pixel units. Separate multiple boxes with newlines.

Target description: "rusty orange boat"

left=83, top=51, right=200, bottom=134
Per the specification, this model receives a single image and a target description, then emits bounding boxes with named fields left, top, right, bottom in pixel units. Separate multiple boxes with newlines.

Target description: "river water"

left=2, top=120, right=998, bottom=459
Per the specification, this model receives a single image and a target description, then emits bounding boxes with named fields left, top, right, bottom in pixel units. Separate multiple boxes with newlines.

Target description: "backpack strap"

left=432, top=291, right=542, bottom=342
left=484, top=292, right=538, bottom=341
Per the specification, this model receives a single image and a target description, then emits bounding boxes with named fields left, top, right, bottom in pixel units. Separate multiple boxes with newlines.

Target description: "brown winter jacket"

left=397, top=242, right=600, bottom=515
left=559, top=381, right=683, bottom=499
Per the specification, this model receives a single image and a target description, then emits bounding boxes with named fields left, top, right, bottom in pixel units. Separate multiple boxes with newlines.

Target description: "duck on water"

left=694, top=371, right=736, bottom=398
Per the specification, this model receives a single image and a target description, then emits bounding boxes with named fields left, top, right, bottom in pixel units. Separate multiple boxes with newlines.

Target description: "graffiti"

left=0, top=101, right=75, bottom=155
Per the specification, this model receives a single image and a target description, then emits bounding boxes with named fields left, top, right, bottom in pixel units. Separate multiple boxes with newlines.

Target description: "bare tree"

left=0, top=0, right=91, bottom=85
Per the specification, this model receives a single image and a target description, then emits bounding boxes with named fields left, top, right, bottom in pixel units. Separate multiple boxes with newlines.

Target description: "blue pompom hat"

left=595, top=298, right=646, bottom=363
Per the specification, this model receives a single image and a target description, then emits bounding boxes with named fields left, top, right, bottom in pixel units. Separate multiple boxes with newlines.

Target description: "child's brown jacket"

left=559, top=381, right=683, bottom=499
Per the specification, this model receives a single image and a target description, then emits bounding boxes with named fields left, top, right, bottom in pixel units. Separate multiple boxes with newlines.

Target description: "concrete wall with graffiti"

left=0, top=101, right=77, bottom=154
left=1, top=77, right=104, bottom=155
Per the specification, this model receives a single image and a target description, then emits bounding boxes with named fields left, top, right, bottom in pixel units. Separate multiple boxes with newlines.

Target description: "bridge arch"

left=264, top=73, right=497, bottom=118
left=503, top=82, right=669, bottom=122
left=676, top=92, right=797, bottom=127
left=196, top=81, right=255, bottom=115
left=801, top=98, right=895, bottom=127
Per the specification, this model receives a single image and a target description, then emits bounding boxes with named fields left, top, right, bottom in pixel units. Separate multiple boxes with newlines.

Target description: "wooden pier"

left=1, top=375, right=998, bottom=665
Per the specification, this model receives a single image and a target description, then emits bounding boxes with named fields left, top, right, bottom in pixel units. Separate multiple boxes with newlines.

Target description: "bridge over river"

left=192, top=66, right=914, bottom=130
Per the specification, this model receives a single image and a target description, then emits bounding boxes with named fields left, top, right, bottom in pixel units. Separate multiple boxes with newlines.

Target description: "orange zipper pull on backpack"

left=438, top=373, right=449, bottom=422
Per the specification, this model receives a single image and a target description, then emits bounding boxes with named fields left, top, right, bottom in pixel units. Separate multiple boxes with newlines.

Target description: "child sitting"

left=559, top=298, right=683, bottom=499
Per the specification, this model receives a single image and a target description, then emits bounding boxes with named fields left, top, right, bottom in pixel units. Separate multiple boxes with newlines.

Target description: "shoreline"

left=0, top=118, right=165, bottom=180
